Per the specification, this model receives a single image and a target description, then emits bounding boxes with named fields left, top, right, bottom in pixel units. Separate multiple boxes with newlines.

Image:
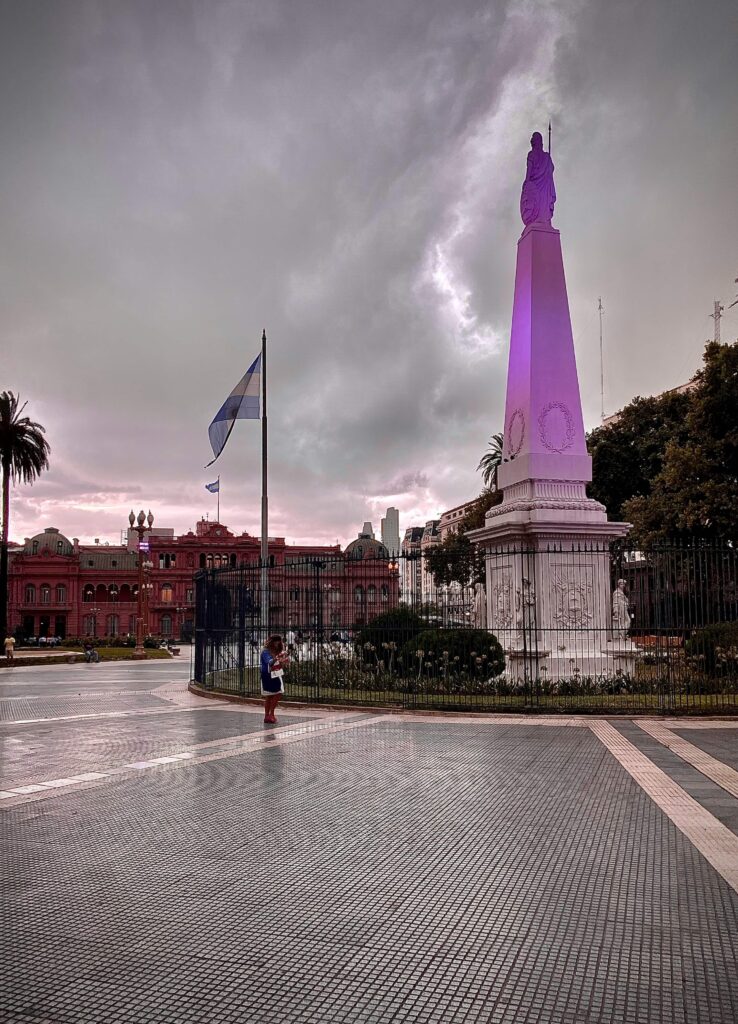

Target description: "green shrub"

left=685, top=621, right=738, bottom=675
left=399, top=628, right=505, bottom=681
left=355, top=608, right=426, bottom=665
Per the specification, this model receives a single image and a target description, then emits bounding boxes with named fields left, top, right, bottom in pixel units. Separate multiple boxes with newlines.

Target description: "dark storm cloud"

left=2, top=0, right=737, bottom=544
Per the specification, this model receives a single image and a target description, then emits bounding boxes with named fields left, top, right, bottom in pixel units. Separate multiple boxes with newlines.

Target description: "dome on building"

left=25, top=527, right=74, bottom=556
left=345, top=532, right=389, bottom=560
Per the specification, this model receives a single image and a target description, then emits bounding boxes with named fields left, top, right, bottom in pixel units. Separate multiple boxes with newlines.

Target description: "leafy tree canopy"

left=622, top=340, right=738, bottom=545
left=587, top=390, right=691, bottom=522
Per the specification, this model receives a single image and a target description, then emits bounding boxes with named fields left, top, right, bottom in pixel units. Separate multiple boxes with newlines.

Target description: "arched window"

left=367, top=585, right=376, bottom=604
left=83, top=585, right=94, bottom=603
left=106, top=614, right=119, bottom=636
left=24, top=584, right=35, bottom=604
left=329, top=588, right=341, bottom=603
left=119, top=584, right=131, bottom=602
left=199, top=554, right=206, bottom=569
left=354, top=585, right=365, bottom=605
left=95, top=584, right=107, bottom=603
left=289, top=588, right=300, bottom=603
left=108, top=584, right=119, bottom=601
left=230, top=554, right=237, bottom=568
left=206, top=554, right=214, bottom=569
left=381, top=585, right=389, bottom=604
left=40, top=584, right=51, bottom=605
left=83, top=614, right=96, bottom=636
left=128, top=615, right=136, bottom=633
left=56, top=584, right=66, bottom=604
left=160, top=614, right=172, bottom=636
left=213, top=554, right=221, bottom=568
left=132, top=584, right=139, bottom=600
left=161, top=584, right=173, bottom=604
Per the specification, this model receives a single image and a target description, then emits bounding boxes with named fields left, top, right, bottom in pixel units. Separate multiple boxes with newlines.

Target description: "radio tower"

left=598, top=297, right=605, bottom=421
left=710, top=299, right=724, bottom=342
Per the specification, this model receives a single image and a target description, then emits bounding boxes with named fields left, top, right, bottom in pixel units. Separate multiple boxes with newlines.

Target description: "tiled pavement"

left=1, top=662, right=737, bottom=1023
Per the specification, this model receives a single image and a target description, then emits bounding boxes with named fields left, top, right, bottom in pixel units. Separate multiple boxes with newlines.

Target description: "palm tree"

left=0, top=392, right=51, bottom=640
left=477, top=432, right=504, bottom=490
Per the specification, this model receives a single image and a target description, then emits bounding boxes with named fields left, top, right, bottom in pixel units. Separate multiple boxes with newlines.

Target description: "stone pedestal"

left=468, top=214, right=633, bottom=685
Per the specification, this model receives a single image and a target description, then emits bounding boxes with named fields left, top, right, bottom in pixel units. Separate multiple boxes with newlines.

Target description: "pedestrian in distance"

left=83, top=640, right=99, bottom=664
left=4, top=635, right=15, bottom=661
left=261, top=634, right=288, bottom=724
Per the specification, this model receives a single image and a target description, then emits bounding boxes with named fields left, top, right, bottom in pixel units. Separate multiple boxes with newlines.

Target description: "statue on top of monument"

left=520, top=131, right=556, bottom=227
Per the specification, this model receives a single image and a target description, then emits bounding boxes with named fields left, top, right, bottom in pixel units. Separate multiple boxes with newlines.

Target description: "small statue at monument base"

left=473, top=582, right=487, bottom=630
left=611, top=579, right=632, bottom=642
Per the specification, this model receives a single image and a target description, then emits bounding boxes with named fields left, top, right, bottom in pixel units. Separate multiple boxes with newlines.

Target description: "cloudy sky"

left=2, top=0, right=737, bottom=547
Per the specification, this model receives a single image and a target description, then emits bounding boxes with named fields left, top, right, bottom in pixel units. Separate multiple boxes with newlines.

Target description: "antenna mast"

left=598, top=297, right=605, bottom=421
left=710, top=300, right=724, bottom=343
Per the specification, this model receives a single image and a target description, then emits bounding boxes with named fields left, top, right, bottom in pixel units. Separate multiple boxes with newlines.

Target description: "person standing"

left=4, top=635, right=15, bottom=661
left=261, top=634, right=288, bottom=724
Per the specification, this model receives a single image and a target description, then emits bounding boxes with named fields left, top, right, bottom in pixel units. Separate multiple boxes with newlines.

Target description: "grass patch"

left=67, top=647, right=173, bottom=661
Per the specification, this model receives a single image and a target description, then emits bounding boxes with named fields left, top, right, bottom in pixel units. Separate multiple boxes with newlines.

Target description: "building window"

left=354, top=586, right=364, bottom=605
left=329, top=588, right=341, bottom=603
left=128, top=615, right=136, bottom=633
left=381, top=585, right=389, bottom=604
left=83, top=585, right=94, bottom=603
left=367, top=585, right=376, bottom=604
left=40, top=585, right=51, bottom=605
left=199, top=554, right=206, bottom=569
left=56, top=585, right=66, bottom=604
left=106, top=614, right=119, bottom=637
left=32, top=540, right=38, bottom=554
left=186, top=588, right=193, bottom=603
left=108, top=584, right=119, bottom=601
left=57, top=540, right=63, bottom=553
left=206, top=554, right=213, bottom=569
left=289, top=588, right=300, bottom=602
left=160, top=614, right=172, bottom=636
left=230, top=554, right=237, bottom=568
left=161, top=584, right=174, bottom=604
left=24, top=584, right=35, bottom=604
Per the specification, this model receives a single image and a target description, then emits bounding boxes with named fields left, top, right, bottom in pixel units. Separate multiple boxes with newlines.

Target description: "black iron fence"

left=193, top=542, right=738, bottom=714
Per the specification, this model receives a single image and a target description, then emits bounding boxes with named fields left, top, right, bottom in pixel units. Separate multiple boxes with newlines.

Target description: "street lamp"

left=129, top=509, right=154, bottom=659
left=175, top=605, right=187, bottom=641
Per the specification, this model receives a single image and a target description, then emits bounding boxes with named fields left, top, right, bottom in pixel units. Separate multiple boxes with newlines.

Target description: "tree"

left=426, top=489, right=502, bottom=588
left=0, top=392, right=51, bottom=639
left=477, top=432, right=504, bottom=490
left=623, top=341, right=738, bottom=545
left=587, top=390, right=692, bottom=522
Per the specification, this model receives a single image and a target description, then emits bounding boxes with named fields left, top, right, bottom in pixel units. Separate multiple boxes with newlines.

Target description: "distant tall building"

left=401, top=526, right=424, bottom=604
left=380, top=507, right=400, bottom=556
left=361, top=521, right=375, bottom=539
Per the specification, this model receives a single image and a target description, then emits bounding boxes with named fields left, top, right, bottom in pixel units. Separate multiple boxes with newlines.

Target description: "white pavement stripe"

left=590, top=720, right=738, bottom=894
left=2, top=704, right=229, bottom=726
left=0, top=715, right=378, bottom=807
left=638, top=720, right=738, bottom=799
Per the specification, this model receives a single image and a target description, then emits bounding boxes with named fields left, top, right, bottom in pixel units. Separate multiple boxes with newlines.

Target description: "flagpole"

left=260, top=329, right=268, bottom=634
left=217, top=476, right=220, bottom=523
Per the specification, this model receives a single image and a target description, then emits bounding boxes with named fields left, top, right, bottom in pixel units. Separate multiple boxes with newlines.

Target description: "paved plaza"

left=1, top=660, right=737, bottom=1024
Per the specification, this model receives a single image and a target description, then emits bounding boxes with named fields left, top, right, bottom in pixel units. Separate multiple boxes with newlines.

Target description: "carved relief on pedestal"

left=538, top=401, right=574, bottom=453
left=552, top=570, right=593, bottom=628
left=491, top=573, right=515, bottom=629
left=506, top=408, right=525, bottom=458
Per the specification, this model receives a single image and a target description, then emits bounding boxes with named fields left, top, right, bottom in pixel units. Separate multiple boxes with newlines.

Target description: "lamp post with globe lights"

left=129, top=510, right=154, bottom=659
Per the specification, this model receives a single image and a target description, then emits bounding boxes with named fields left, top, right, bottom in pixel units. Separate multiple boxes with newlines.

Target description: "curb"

left=187, top=682, right=737, bottom=720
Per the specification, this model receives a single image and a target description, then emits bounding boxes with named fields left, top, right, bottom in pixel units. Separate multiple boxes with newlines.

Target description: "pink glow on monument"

left=498, top=221, right=591, bottom=491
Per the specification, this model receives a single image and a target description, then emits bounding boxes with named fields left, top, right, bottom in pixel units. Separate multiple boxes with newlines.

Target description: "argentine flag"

left=206, top=354, right=261, bottom=467
left=205, top=479, right=220, bottom=493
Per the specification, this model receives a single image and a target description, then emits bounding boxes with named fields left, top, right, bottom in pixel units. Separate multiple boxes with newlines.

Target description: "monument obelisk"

left=468, top=132, right=633, bottom=682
